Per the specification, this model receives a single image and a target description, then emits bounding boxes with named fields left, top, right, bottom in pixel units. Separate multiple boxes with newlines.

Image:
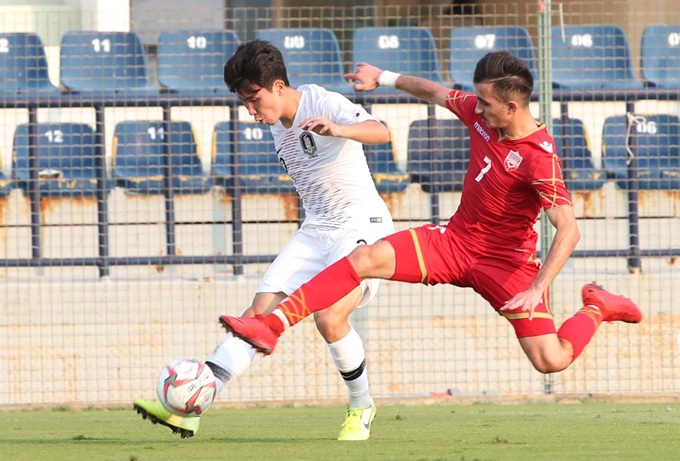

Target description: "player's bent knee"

left=314, top=318, right=337, bottom=340
left=521, top=335, right=572, bottom=374
left=347, top=245, right=372, bottom=271
left=347, top=241, right=392, bottom=279
left=530, top=355, right=569, bottom=374
left=313, top=311, right=351, bottom=342
left=314, top=308, right=350, bottom=329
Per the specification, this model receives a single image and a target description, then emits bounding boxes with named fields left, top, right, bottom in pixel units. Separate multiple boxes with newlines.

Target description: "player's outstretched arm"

left=534, top=205, right=581, bottom=290
left=501, top=205, right=580, bottom=319
left=299, top=117, right=389, bottom=145
left=345, top=62, right=451, bottom=108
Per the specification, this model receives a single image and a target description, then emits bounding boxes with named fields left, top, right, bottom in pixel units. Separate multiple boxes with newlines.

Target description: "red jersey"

left=444, top=90, right=572, bottom=254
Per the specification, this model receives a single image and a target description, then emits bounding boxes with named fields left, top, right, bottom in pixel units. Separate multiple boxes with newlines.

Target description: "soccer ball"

left=156, top=358, right=216, bottom=417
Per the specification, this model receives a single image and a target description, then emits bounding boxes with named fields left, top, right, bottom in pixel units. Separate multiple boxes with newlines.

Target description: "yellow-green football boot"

left=337, top=398, right=376, bottom=441
left=133, top=398, right=200, bottom=438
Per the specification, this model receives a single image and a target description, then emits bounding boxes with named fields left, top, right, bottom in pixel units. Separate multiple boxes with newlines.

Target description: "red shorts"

left=382, top=225, right=555, bottom=338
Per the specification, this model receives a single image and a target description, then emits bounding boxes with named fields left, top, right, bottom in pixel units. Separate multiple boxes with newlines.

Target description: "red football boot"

left=581, top=283, right=643, bottom=324
left=219, top=315, right=279, bottom=355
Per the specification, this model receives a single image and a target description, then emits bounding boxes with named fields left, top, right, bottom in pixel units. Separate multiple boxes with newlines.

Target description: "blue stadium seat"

left=364, top=123, right=410, bottom=193
left=602, top=114, right=680, bottom=190
left=0, top=172, right=11, bottom=197
left=551, top=118, right=606, bottom=190
left=641, top=25, right=680, bottom=89
left=212, top=121, right=242, bottom=190
left=257, top=28, right=352, bottom=94
left=212, top=121, right=295, bottom=194
left=211, top=121, right=233, bottom=180
left=0, top=150, right=12, bottom=197
left=449, top=26, right=538, bottom=91
left=407, top=118, right=469, bottom=192
left=601, top=116, right=630, bottom=186
left=12, top=123, right=110, bottom=197
left=113, top=120, right=211, bottom=194
left=0, top=32, right=60, bottom=96
left=352, top=27, right=448, bottom=95
left=551, top=25, right=644, bottom=90
left=60, top=31, right=158, bottom=97
left=158, top=30, right=241, bottom=97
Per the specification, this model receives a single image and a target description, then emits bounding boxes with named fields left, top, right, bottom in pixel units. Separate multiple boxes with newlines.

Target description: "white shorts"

left=257, top=219, right=395, bottom=308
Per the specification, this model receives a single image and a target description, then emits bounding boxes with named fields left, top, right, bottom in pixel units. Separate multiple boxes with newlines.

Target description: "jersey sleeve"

left=445, top=90, right=478, bottom=126
left=530, top=153, right=573, bottom=210
left=324, top=91, right=378, bottom=125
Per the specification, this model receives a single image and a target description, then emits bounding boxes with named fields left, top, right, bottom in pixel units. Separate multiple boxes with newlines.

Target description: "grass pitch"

left=1, top=401, right=679, bottom=461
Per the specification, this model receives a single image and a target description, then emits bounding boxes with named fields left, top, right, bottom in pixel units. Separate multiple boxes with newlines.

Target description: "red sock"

left=557, top=306, right=604, bottom=362
left=265, top=257, right=361, bottom=331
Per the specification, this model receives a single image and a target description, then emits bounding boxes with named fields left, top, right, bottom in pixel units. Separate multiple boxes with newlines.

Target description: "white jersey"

left=270, top=84, right=391, bottom=230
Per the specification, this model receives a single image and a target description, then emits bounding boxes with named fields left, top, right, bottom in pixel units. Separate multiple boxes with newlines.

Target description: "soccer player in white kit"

left=134, top=39, right=395, bottom=440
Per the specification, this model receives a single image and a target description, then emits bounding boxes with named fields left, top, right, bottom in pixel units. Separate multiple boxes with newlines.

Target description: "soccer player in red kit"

left=220, top=51, right=642, bottom=374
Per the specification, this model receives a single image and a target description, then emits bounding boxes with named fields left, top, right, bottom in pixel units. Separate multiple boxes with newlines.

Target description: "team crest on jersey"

left=504, top=150, right=523, bottom=171
left=299, top=132, right=318, bottom=158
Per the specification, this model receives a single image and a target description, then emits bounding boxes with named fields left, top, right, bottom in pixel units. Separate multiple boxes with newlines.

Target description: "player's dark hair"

left=223, top=39, right=290, bottom=94
left=473, top=51, right=533, bottom=106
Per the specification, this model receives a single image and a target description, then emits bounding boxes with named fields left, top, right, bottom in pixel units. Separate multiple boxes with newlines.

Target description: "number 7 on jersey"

left=475, top=156, right=492, bottom=182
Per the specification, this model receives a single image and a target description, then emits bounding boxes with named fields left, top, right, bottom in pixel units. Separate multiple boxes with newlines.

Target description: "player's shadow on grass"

left=3, top=436, right=125, bottom=444
left=212, top=436, right=333, bottom=443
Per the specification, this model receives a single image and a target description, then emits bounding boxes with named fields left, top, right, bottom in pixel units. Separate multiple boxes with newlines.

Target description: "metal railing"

left=1, top=88, right=679, bottom=277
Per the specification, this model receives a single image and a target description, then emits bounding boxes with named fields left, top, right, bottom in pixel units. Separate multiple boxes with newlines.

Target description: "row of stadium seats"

left=408, top=115, right=680, bottom=192
left=5, top=115, right=679, bottom=199
left=1, top=24, right=679, bottom=97
left=6, top=120, right=405, bottom=197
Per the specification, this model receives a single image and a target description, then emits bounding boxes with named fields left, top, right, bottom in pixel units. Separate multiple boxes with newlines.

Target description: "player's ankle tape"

left=272, top=309, right=290, bottom=330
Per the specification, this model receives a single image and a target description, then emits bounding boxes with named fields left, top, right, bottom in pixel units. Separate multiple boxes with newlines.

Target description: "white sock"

left=205, top=333, right=257, bottom=394
left=327, top=327, right=372, bottom=409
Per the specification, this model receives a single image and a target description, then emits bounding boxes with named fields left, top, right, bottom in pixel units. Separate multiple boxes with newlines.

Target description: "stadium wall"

left=1, top=264, right=678, bottom=405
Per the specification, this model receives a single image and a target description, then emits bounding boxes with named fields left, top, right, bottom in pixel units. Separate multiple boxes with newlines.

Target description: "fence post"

left=162, top=104, right=177, bottom=257
left=230, top=109, right=244, bottom=276
left=27, top=105, right=41, bottom=262
left=427, top=103, right=440, bottom=224
left=94, top=104, right=110, bottom=277
left=625, top=101, right=641, bottom=273
left=537, top=0, right=555, bottom=395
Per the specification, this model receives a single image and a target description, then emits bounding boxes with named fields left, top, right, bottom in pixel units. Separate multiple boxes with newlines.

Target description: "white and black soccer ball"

left=157, top=358, right=216, bottom=417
